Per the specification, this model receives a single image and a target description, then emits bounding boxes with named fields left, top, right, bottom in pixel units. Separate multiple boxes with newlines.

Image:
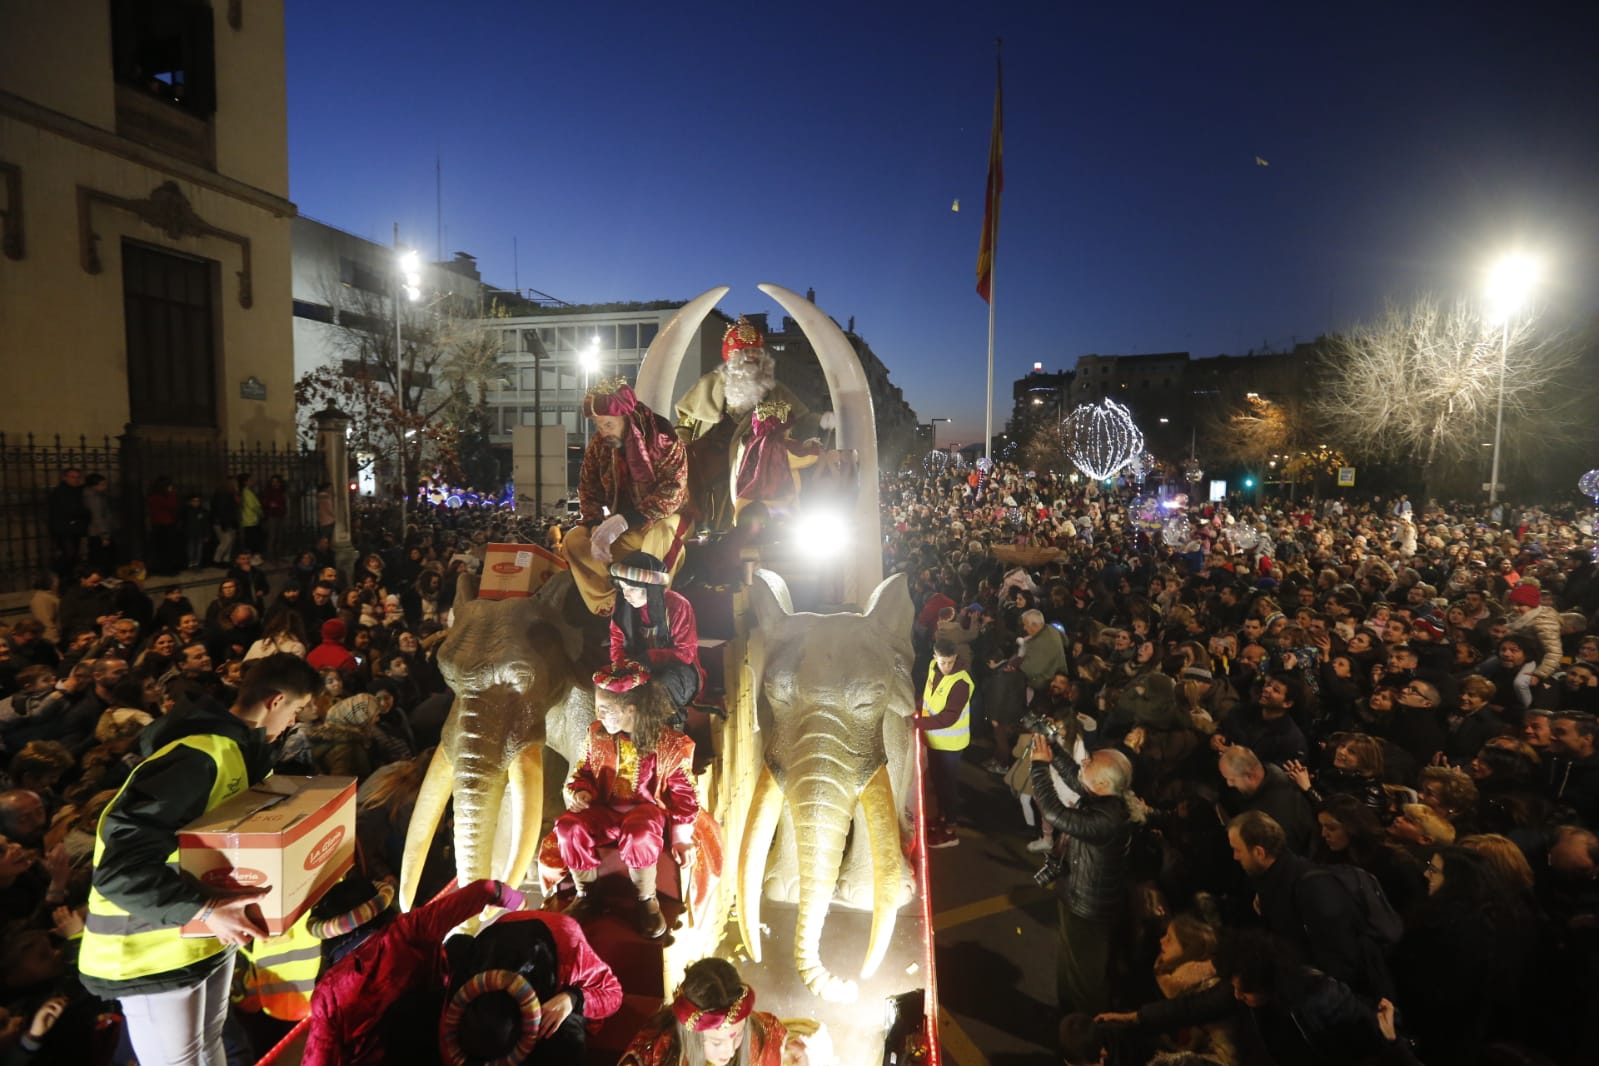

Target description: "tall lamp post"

left=393, top=231, right=422, bottom=539
left=929, top=417, right=950, bottom=451
left=1484, top=253, right=1540, bottom=508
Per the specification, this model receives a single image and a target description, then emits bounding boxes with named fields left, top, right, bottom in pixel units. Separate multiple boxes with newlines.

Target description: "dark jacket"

left=1377, top=705, right=1448, bottom=771
left=81, top=700, right=274, bottom=998
left=1030, top=752, right=1134, bottom=920
left=47, top=481, right=89, bottom=540
left=1219, top=705, right=1308, bottom=766
left=1548, top=751, right=1599, bottom=827
left=1239, top=966, right=1421, bottom=1066
left=1229, top=765, right=1316, bottom=856
left=1254, top=851, right=1387, bottom=998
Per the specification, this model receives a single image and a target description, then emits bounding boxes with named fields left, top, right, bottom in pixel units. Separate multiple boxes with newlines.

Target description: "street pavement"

left=930, top=741, right=1062, bottom=1066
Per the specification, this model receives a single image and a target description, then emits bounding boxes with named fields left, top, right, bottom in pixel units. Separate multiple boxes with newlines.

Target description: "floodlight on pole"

left=1484, top=252, right=1541, bottom=506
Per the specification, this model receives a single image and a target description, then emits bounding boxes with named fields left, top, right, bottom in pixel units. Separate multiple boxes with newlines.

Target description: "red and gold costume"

left=539, top=720, right=698, bottom=877
left=561, top=381, right=689, bottom=614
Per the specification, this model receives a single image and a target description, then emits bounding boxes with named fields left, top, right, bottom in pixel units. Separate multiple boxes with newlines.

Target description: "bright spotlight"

left=794, top=508, right=850, bottom=559
left=1485, top=252, right=1540, bottom=324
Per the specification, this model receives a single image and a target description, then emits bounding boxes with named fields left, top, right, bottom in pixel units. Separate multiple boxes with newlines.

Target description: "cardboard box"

left=179, top=776, right=356, bottom=937
left=479, top=541, right=568, bottom=600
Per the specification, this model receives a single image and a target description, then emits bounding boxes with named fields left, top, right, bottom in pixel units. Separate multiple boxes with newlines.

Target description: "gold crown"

left=586, top=375, right=628, bottom=398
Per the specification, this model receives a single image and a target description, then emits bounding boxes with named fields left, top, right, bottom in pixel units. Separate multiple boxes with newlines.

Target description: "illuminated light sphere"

left=1063, top=400, right=1144, bottom=482
left=1183, top=458, right=1204, bottom=484
left=1130, top=495, right=1163, bottom=530
left=1580, top=470, right=1599, bottom=562
left=1229, top=525, right=1260, bottom=551
left=922, top=450, right=952, bottom=477
left=976, top=457, right=993, bottom=473
left=1162, top=516, right=1191, bottom=547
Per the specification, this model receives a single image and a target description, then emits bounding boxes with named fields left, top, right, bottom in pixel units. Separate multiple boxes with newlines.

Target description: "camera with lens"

left=1021, top=711, right=1069, bottom=750
left=1033, top=853, right=1063, bottom=887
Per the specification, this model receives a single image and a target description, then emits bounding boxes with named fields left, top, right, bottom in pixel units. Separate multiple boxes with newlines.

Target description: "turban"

left=721, top=316, right=765, bottom=361
left=594, top=659, right=650, bottom=693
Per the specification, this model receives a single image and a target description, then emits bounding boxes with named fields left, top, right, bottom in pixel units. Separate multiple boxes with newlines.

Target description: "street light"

left=580, top=338, right=600, bottom=394
left=1484, top=252, right=1541, bottom=506
left=393, top=230, right=423, bottom=539
left=929, top=417, right=950, bottom=451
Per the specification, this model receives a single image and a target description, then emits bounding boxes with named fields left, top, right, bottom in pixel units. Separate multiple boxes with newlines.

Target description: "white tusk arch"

left=757, top=283, right=883, bottom=603
left=634, top=285, right=730, bottom=417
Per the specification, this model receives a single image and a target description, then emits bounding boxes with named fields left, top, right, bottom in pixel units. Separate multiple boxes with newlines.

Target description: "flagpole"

left=981, top=39, right=1002, bottom=463
left=984, top=205, right=996, bottom=463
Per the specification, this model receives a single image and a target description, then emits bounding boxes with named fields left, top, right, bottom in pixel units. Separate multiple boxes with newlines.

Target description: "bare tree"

left=295, top=270, right=508, bottom=500
left=1313, top=295, right=1580, bottom=493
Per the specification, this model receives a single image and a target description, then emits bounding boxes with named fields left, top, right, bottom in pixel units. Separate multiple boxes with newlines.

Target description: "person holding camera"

left=1029, top=729, right=1144, bottom=1017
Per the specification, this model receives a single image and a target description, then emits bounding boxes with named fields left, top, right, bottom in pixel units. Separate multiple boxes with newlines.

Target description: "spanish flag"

left=975, top=57, right=1003, bottom=303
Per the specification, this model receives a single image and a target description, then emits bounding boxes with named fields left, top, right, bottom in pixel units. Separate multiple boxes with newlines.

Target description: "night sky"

left=286, top=2, right=1599, bottom=445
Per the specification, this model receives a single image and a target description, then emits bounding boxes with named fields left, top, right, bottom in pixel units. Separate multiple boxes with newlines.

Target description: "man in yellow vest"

left=915, top=637, right=972, bottom=849
left=79, top=652, right=321, bottom=1066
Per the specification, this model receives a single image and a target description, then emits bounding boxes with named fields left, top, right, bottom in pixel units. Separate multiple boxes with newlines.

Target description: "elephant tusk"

left=757, top=283, right=884, bottom=602
left=633, top=285, right=730, bottom=416
left=736, top=764, right=785, bottom=963
left=858, top=764, right=900, bottom=980
left=399, top=746, right=454, bottom=912
left=501, top=743, right=545, bottom=890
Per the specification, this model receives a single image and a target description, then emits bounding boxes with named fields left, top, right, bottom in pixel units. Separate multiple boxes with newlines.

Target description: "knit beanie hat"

left=1508, top=584, right=1541, bottom=608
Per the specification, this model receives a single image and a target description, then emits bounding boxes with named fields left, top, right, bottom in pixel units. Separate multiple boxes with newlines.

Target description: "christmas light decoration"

left=1581, top=470, right=1599, bottom=561
left=922, top=450, right=952, bottom=477
left=1063, top=400, right=1144, bottom=481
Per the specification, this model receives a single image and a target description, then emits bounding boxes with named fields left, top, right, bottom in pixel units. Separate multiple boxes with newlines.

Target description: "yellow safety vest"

left=80, top=734, right=250, bottom=984
left=920, top=666, right=972, bottom=751
left=236, top=912, right=321, bottom=1020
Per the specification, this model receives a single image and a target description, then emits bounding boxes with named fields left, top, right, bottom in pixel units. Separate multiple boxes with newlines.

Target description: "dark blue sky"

left=286, top=1, right=1599, bottom=445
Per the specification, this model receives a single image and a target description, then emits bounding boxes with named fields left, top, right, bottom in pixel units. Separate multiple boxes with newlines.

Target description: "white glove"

left=590, top=514, right=630, bottom=562
left=818, top=411, right=837, bottom=431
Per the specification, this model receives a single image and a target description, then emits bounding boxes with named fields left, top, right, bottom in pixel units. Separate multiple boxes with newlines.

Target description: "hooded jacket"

left=307, top=619, right=358, bottom=673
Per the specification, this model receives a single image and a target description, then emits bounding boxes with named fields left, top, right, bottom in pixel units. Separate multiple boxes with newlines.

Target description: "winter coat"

left=1508, top=605, right=1563, bottom=680
left=1030, top=752, right=1134, bottom=920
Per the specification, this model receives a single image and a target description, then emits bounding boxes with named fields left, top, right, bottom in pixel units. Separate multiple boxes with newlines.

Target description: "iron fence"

left=0, top=431, right=326, bottom=592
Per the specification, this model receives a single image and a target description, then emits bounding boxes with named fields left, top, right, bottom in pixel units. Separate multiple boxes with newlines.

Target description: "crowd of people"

left=893, top=461, right=1599, bottom=1065
left=3, top=479, right=800, bottom=1066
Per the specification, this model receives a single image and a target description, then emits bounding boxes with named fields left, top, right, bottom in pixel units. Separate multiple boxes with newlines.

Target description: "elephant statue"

left=399, top=572, right=596, bottom=914
left=736, top=569, right=918, bottom=1002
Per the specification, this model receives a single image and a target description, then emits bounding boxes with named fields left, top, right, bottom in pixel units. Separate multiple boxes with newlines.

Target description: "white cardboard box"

left=178, top=776, right=356, bottom=937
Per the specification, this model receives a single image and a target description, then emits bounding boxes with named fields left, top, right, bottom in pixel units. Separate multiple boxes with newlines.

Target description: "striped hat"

left=307, top=879, right=396, bottom=940
left=609, top=551, right=669, bottom=587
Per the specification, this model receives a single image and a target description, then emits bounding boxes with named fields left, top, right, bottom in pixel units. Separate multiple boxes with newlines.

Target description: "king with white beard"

left=674, top=316, right=821, bottom=531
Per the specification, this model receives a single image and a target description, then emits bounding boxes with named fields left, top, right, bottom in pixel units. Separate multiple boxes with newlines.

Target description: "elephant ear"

left=750, top=569, right=795, bottom=629
left=863, top=572, right=914, bottom=646
left=456, top=573, right=479, bottom=603
left=865, top=573, right=915, bottom=714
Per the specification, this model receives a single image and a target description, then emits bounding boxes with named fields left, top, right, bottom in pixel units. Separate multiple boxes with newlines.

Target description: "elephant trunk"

left=788, top=757, right=861, bottom=1002
left=450, top=698, right=509, bottom=892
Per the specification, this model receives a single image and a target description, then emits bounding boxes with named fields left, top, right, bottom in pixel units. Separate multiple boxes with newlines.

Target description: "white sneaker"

left=1026, top=837, right=1053, bottom=853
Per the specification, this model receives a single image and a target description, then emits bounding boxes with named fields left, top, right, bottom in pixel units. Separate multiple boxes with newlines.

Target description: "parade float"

left=371, top=285, right=939, bottom=1066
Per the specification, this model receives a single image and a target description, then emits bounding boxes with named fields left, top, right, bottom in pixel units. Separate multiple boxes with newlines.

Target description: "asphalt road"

left=930, top=741, right=1063, bottom=1066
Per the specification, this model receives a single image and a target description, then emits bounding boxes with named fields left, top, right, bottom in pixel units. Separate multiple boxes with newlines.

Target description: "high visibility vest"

left=235, top=912, right=321, bottom=1020
left=920, top=666, right=972, bottom=751
left=80, top=734, right=250, bottom=984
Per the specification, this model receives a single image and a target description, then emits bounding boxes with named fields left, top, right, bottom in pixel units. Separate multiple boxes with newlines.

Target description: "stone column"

left=311, top=406, right=357, bottom=577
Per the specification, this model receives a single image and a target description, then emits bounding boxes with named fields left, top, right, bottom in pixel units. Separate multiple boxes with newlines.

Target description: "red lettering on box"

left=304, top=825, right=346, bottom=871
left=202, top=867, right=267, bottom=889
left=491, top=562, right=523, bottom=575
